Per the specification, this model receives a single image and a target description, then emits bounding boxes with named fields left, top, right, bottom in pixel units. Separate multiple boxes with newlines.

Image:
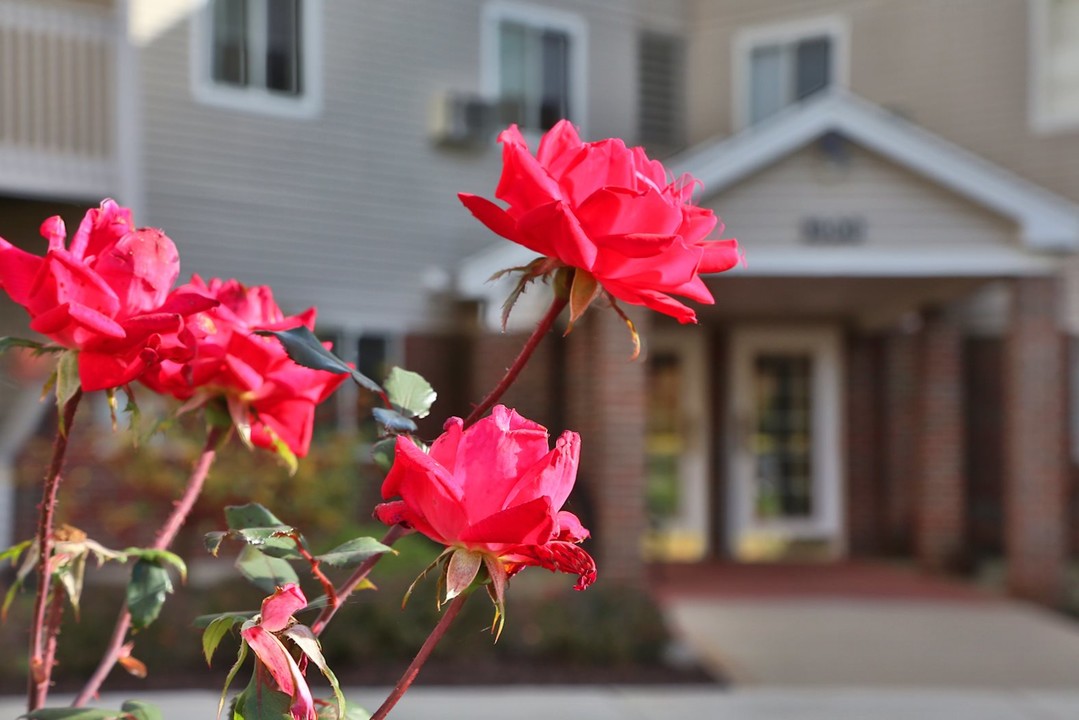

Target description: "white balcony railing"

left=0, top=0, right=122, bottom=200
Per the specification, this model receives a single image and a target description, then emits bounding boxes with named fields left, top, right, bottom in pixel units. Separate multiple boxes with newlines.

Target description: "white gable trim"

left=456, top=89, right=1079, bottom=297
left=677, top=88, right=1079, bottom=251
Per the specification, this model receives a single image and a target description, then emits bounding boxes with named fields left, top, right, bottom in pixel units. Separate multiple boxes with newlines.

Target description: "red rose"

left=459, top=121, right=740, bottom=324
left=240, top=584, right=316, bottom=720
left=140, top=276, right=345, bottom=457
left=374, top=405, right=596, bottom=598
left=0, top=199, right=216, bottom=391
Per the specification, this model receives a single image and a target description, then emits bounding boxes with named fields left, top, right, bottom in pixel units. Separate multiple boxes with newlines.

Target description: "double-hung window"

left=734, top=16, right=848, bottom=127
left=482, top=2, right=587, bottom=134
left=1030, top=0, right=1079, bottom=132
left=193, top=0, right=322, bottom=117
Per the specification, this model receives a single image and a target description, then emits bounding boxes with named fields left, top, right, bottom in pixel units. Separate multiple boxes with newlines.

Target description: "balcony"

left=0, top=0, right=125, bottom=201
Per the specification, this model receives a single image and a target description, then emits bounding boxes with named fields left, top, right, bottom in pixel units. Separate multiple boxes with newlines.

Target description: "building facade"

left=2, top=0, right=1079, bottom=604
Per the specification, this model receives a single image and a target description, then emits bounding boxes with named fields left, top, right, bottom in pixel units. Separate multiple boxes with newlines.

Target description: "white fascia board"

left=730, top=247, right=1058, bottom=277
left=672, top=89, right=1079, bottom=251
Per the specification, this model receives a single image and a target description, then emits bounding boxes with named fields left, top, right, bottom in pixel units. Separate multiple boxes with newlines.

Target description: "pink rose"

left=458, top=121, right=740, bottom=324
left=0, top=199, right=216, bottom=391
left=240, top=584, right=316, bottom=720
left=140, top=276, right=345, bottom=457
left=374, top=405, right=596, bottom=596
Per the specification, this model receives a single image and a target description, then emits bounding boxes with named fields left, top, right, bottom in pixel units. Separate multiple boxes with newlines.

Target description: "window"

left=638, top=32, right=685, bottom=153
left=1030, top=0, right=1079, bottom=132
left=193, top=0, right=322, bottom=117
left=482, top=2, right=587, bottom=134
left=733, top=16, right=848, bottom=128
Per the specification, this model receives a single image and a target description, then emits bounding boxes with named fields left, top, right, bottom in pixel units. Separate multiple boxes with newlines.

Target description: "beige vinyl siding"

left=139, top=0, right=686, bottom=333
left=685, top=0, right=1079, bottom=207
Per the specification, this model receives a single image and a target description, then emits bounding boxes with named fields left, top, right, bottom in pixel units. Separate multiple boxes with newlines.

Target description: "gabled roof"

left=456, top=89, right=1079, bottom=298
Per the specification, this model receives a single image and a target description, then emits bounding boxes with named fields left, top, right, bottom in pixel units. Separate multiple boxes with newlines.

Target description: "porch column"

left=564, top=308, right=648, bottom=586
left=881, top=330, right=918, bottom=554
left=846, top=333, right=881, bottom=556
left=1005, top=277, right=1067, bottom=605
left=915, top=308, right=966, bottom=572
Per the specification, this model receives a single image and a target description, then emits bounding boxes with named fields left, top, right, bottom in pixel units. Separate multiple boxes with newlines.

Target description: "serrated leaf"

left=256, top=326, right=383, bottom=394
left=55, top=350, right=80, bottom=435
left=285, top=625, right=345, bottom=717
left=126, top=559, right=174, bottom=630
left=384, top=368, right=437, bottom=419
left=235, top=545, right=298, bottom=594
left=123, top=549, right=187, bottom=583
left=316, top=537, right=392, bottom=568
left=119, top=701, right=163, bottom=720
left=371, top=407, right=417, bottom=433
left=226, top=504, right=288, bottom=530
left=19, top=708, right=120, bottom=719
left=203, top=614, right=245, bottom=665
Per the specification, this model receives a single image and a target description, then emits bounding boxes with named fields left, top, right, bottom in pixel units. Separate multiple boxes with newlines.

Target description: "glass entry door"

left=729, top=326, right=844, bottom=561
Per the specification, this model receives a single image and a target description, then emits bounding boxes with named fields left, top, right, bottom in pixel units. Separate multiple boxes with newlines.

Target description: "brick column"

left=916, top=308, right=966, bottom=572
left=1005, top=277, right=1067, bottom=605
left=846, top=333, right=881, bottom=556
left=881, top=331, right=918, bottom=554
left=564, top=309, right=648, bottom=586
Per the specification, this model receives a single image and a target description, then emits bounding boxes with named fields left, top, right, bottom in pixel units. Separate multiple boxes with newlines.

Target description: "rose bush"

left=0, top=199, right=217, bottom=390
left=458, top=120, right=740, bottom=324
left=140, top=276, right=346, bottom=457
left=374, top=405, right=596, bottom=604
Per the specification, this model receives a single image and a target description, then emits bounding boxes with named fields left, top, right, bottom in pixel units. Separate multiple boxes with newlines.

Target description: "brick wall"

left=881, top=331, right=918, bottom=555
left=846, top=332, right=882, bottom=556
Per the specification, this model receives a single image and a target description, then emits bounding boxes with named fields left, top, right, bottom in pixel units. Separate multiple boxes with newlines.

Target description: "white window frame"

left=731, top=14, right=850, bottom=131
left=1029, top=0, right=1079, bottom=134
left=480, top=0, right=588, bottom=138
left=190, top=0, right=323, bottom=119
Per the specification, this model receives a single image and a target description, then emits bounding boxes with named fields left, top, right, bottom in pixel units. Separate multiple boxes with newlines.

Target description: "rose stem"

left=311, top=523, right=407, bottom=637
left=370, top=592, right=468, bottom=720
left=461, top=295, right=568, bottom=429
left=27, top=388, right=82, bottom=712
left=72, top=423, right=226, bottom=708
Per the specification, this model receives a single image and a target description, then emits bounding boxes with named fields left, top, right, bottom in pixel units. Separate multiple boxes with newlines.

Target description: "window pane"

left=1047, top=0, right=1079, bottom=119
left=499, top=22, right=528, bottom=123
left=639, top=32, right=684, bottom=150
left=795, top=36, right=831, bottom=100
left=266, top=0, right=302, bottom=95
left=539, top=29, right=569, bottom=130
left=749, top=44, right=785, bottom=123
left=212, top=0, right=247, bottom=86
left=753, top=354, right=814, bottom=519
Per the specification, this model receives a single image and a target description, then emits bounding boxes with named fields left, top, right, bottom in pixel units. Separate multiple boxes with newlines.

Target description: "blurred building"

left=2, top=0, right=1079, bottom=604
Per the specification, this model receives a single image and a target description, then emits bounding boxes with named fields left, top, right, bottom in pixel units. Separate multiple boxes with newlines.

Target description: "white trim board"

left=456, top=90, right=1079, bottom=300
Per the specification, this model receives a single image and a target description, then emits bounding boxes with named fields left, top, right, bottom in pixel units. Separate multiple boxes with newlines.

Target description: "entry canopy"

left=456, top=89, right=1079, bottom=321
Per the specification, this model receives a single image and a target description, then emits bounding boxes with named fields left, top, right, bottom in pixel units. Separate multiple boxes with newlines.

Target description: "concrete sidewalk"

left=5, top=687, right=1079, bottom=719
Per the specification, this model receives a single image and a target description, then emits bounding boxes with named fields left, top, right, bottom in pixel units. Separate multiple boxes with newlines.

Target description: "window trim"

left=731, top=14, right=850, bottom=131
left=480, top=0, right=588, bottom=138
left=190, top=0, right=323, bottom=119
left=1029, top=0, right=1079, bottom=134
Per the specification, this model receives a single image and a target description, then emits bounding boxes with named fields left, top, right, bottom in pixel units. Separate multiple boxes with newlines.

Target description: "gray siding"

left=139, top=0, right=687, bottom=333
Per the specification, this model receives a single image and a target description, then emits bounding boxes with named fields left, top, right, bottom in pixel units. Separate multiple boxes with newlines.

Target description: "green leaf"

left=285, top=625, right=345, bottom=717
left=0, top=539, right=31, bottom=565
left=19, top=709, right=120, bottom=719
left=370, top=437, right=396, bottom=473
left=126, top=559, right=174, bottom=630
left=384, top=367, right=437, bottom=419
left=193, top=610, right=257, bottom=630
left=226, top=504, right=288, bottom=530
left=256, top=326, right=383, bottom=395
left=316, top=537, right=392, bottom=568
left=233, top=670, right=294, bottom=720
left=265, top=426, right=299, bottom=476
left=217, top=638, right=248, bottom=718
left=208, top=514, right=303, bottom=560
left=235, top=545, right=298, bottom=594
left=317, top=705, right=371, bottom=720
left=55, top=350, right=81, bottom=435
left=0, top=336, right=48, bottom=354
left=123, top=549, right=187, bottom=583
left=371, top=407, right=417, bottom=433
left=118, top=701, right=163, bottom=720
left=203, top=614, right=244, bottom=665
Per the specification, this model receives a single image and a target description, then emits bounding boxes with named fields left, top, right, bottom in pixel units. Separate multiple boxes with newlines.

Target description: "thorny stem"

left=311, top=524, right=407, bottom=637
left=461, top=295, right=568, bottom=429
left=27, top=388, right=82, bottom=712
left=291, top=534, right=337, bottom=611
left=72, top=424, right=226, bottom=708
left=370, top=592, right=469, bottom=720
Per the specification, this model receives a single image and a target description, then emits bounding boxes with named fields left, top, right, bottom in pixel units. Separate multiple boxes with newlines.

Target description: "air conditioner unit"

left=429, top=93, right=522, bottom=148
